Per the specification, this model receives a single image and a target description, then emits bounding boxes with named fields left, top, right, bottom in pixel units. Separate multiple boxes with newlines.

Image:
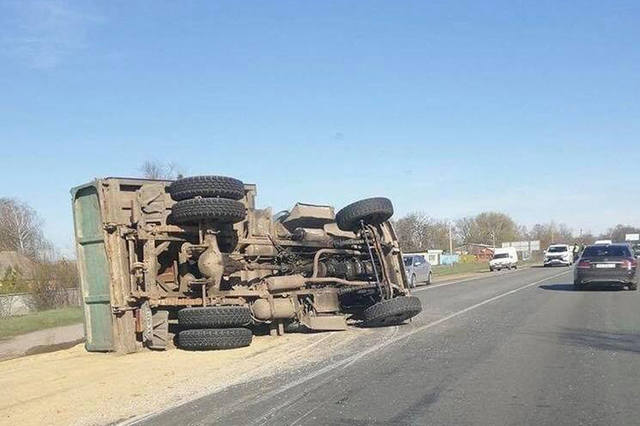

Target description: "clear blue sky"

left=1, top=0, right=639, bottom=255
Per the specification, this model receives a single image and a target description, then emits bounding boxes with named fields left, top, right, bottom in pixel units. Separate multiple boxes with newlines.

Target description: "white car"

left=489, top=247, right=518, bottom=271
left=543, top=244, right=573, bottom=267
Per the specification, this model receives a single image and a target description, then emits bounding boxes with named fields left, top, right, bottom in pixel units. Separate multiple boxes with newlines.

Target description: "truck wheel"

left=178, top=306, right=253, bottom=329
left=363, top=296, right=422, bottom=327
left=629, top=282, right=638, bottom=291
left=169, top=175, right=245, bottom=201
left=171, top=198, right=246, bottom=224
left=178, top=328, right=252, bottom=350
left=409, top=274, right=416, bottom=288
left=335, top=197, right=394, bottom=232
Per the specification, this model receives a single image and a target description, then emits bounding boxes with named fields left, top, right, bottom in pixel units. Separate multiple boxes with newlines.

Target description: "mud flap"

left=141, top=302, right=170, bottom=350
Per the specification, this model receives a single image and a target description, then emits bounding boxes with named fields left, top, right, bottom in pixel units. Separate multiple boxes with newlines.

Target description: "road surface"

left=137, top=266, right=640, bottom=425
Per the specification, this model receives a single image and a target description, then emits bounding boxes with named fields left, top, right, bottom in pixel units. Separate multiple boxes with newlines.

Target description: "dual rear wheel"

left=177, top=306, right=253, bottom=350
left=169, top=175, right=247, bottom=225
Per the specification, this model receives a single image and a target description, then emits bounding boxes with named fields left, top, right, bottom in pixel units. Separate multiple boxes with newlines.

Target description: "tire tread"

left=363, top=296, right=422, bottom=327
left=171, top=198, right=246, bottom=224
left=169, top=176, right=245, bottom=201
left=335, top=197, right=394, bottom=232
left=178, top=306, right=252, bottom=328
left=178, top=328, right=252, bottom=350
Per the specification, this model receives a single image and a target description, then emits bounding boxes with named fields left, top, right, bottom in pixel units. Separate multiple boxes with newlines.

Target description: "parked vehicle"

left=543, top=244, right=573, bottom=267
left=71, top=175, right=422, bottom=353
left=489, top=247, right=518, bottom=271
left=403, top=254, right=432, bottom=287
left=574, top=244, right=638, bottom=290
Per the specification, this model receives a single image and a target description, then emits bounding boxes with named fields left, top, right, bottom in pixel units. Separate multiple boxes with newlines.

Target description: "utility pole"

left=449, top=221, right=453, bottom=254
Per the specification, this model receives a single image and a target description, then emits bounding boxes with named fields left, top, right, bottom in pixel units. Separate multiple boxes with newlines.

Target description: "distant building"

left=455, top=244, right=494, bottom=260
left=0, top=251, right=35, bottom=278
left=404, top=250, right=443, bottom=265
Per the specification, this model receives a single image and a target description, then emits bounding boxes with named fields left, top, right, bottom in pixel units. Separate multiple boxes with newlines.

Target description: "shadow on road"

left=530, top=265, right=574, bottom=269
left=536, top=327, right=640, bottom=354
left=539, top=283, right=626, bottom=292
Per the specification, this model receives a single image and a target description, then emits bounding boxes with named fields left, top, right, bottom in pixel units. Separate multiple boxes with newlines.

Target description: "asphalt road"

left=138, top=266, right=640, bottom=425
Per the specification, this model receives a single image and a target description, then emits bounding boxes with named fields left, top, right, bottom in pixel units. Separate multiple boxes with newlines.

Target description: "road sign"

left=502, top=240, right=541, bottom=251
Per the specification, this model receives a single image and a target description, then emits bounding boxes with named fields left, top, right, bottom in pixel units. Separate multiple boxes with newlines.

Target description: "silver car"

left=403, top=254, right=432, bottom=288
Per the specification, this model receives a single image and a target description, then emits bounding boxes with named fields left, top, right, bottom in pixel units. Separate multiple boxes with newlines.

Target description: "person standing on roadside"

left=573, top=242, right=581, bottom=262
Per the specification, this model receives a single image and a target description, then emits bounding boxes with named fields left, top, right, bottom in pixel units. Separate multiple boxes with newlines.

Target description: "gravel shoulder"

left=0, top=325, right=370, bottom=425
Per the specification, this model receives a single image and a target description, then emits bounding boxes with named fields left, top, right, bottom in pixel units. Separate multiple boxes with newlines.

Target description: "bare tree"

left=456, top=216, right=481, bottom=245
left=528, top=222, right=573, bottom=248
left=139, top=160, right=183, bottom=180
left=0, top=198, right=49, bottom=258
left=394, top=213, right=453, bottom=252
left=29, top=259, right=79, bottom=310
left=599, top=224, right=640, bottom=242
left=456, top=212, right=520, bottom=247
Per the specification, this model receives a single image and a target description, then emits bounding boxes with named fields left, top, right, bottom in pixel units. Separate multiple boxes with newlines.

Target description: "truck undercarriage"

left=71, top=175, right=422, bottom=352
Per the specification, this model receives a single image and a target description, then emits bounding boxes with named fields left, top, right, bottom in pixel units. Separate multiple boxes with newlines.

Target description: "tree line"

left=393, top=211, right=640, bottom=253
left=0, top=198, right=78, bottom=312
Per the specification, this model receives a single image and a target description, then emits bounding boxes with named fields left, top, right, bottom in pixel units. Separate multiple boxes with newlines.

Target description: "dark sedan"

left=574, top=244, right=638, bottom=290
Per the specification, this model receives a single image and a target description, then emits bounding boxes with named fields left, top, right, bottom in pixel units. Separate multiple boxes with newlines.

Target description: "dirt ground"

left=0, top=329, right=369, bottom=426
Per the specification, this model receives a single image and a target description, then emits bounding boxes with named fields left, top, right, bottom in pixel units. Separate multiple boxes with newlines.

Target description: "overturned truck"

left=71, top=175, right=421, bottom=353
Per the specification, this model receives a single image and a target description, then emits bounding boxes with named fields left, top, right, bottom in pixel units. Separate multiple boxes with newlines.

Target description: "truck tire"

left=178, top=306, right=252, bottom=328
left=171, top=198, right=246, bottom=224
left=363, top=296, right=422, bottom=327
left=169, top=175, right=245, bottom=201
left=628, top=282, right=638, bottom=291
left=178, top=328, right=252, bottom=350
left=409, top=274, right=416, bottom=288
left=335, top=197, right=394, bottom=232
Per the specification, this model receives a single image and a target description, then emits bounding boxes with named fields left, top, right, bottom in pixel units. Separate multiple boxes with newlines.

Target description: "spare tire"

left=169, top=175, right=245, bottom=201
left=171, top=198, right=246, bottom=224
left=178, top=328, right=252, bottom=350
left=363, top=296, right=422, bottom=327
left=178, top=306, right=253, bottom=329
left=335, top=197, right=394, bottom=231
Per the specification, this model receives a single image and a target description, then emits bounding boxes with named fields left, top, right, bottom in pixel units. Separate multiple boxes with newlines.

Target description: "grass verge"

left=432, top=259, right=540, bottom=278
left=0, top=307, right=83, bottom=340
left=432, top=262, right=490, bottom=277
